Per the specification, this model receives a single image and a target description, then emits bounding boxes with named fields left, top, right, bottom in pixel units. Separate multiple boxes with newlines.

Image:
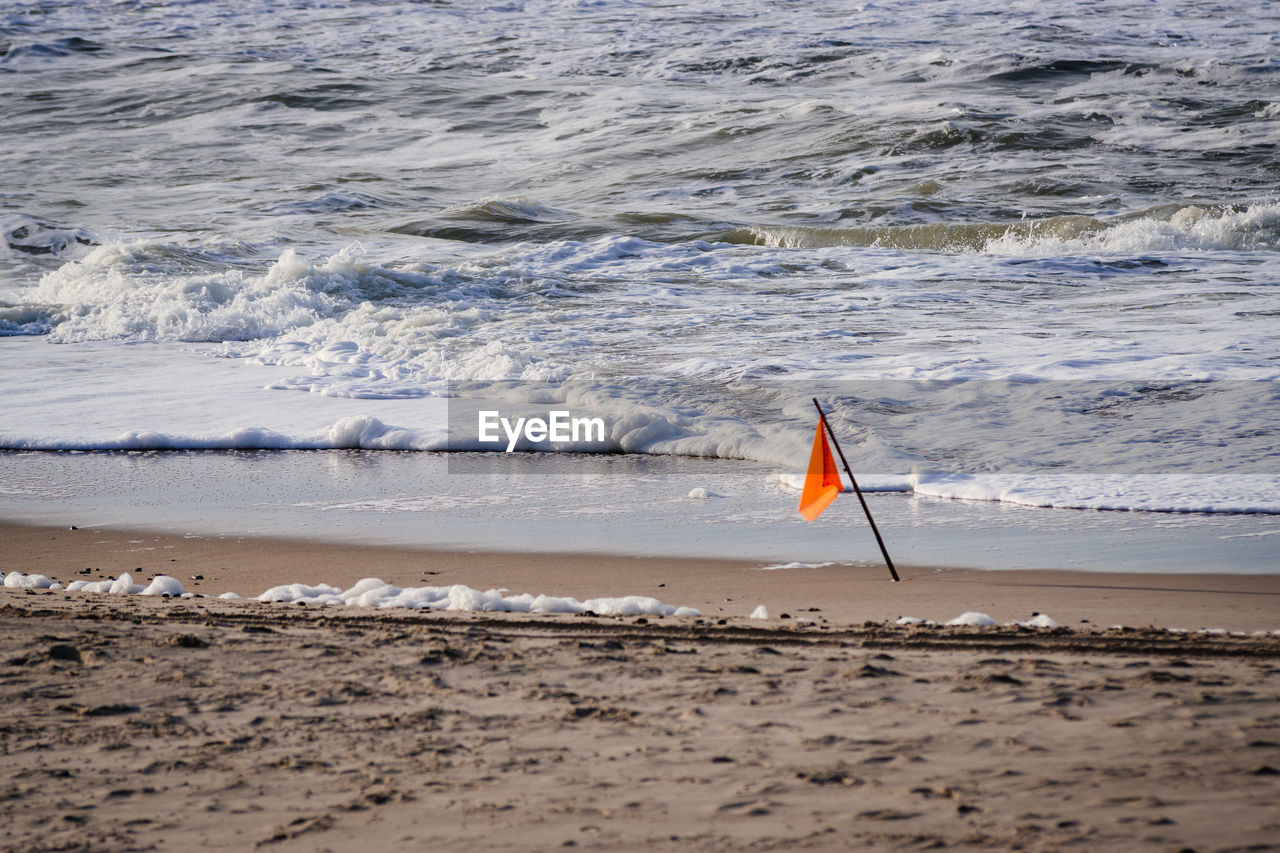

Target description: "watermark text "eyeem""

left=478, top=410, right=606, bottom=452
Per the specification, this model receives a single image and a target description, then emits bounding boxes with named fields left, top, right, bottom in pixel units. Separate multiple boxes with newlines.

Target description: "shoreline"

left=5, top=521, right=1278, bottom=632
left=6, top=448, right=1279, bottom=575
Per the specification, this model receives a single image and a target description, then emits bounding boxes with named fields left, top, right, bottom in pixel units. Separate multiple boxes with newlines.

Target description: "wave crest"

left=26, top=243, right=461, bottom=343
left=726, top=203, right=1280, bottom=254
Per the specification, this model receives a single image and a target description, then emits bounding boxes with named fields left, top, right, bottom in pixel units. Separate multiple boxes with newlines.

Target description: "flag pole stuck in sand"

left=800, top=398, right=900, bottom=582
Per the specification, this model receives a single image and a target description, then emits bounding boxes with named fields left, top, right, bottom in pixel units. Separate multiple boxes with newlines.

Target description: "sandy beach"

left=3, top=522, right=1279, bottom=852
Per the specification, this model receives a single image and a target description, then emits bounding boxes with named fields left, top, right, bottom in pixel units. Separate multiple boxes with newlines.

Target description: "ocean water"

left=2, top=0, right=1279, bottom=559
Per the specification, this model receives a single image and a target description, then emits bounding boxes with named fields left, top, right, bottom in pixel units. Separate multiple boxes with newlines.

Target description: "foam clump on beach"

left=140, top=575, right=186, bottom=597
left=256, top=582, right=343, bottom=603
left=3, top=571, right=61, bottom=590
left=899, top=613, right=1059, bottom=629
left=944, top=611, right=998, bottom=627
left=256, top=578, right=701, bottom=618
left=37, top=570, right=701, bottom=617
left=63, top=573, right=189, bottom=597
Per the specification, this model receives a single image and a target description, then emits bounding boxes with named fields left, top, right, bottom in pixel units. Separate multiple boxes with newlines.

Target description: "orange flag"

left=798, top=419, right=842, bottom=521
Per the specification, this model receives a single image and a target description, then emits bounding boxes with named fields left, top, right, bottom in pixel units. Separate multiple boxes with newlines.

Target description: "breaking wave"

left=727, top=203, right=1280, bottom=254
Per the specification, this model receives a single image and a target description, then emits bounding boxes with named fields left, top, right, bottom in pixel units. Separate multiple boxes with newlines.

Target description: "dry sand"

left=2, top=522, right=1279, bottom=851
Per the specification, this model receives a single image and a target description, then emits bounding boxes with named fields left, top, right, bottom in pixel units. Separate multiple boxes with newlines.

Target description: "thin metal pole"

left=813, top=398, right=900, bottom=582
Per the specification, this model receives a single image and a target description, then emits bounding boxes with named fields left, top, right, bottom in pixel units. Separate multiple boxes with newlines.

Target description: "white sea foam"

left=4, top=572, right=57, bottom=590
left=46, top=571, right=701, bottom=618
left=945, top=612, right=997, bottom=627
left=754, top=561, right=839, bottom=571
left=909, top=472, right=1280, bottom=516
left=776, top=471, right=1280, bottom=516
left=256, top=577, right=703, bottom=618
left=141, top=576, right=186, bottom=597
left=0, top=214, right=95, bottom=268
left=31, top=244, right=343, bottom=344
left=1009, top=613, right=1060, bottom=629
left=985, top=203, right=1280, bottom=256
left=687, top=487, right=727, bottom=500
left=896, top=613, right=1059, bottom=628
left=64, top=572, right=149, bottom=595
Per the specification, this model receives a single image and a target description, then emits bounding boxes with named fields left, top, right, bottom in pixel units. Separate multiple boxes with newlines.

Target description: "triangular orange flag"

left=798, top=419, right=842, bottom=521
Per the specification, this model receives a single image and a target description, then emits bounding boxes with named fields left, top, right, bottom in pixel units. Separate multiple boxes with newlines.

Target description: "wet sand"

left=4, top=521, right=1280, bottom=631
